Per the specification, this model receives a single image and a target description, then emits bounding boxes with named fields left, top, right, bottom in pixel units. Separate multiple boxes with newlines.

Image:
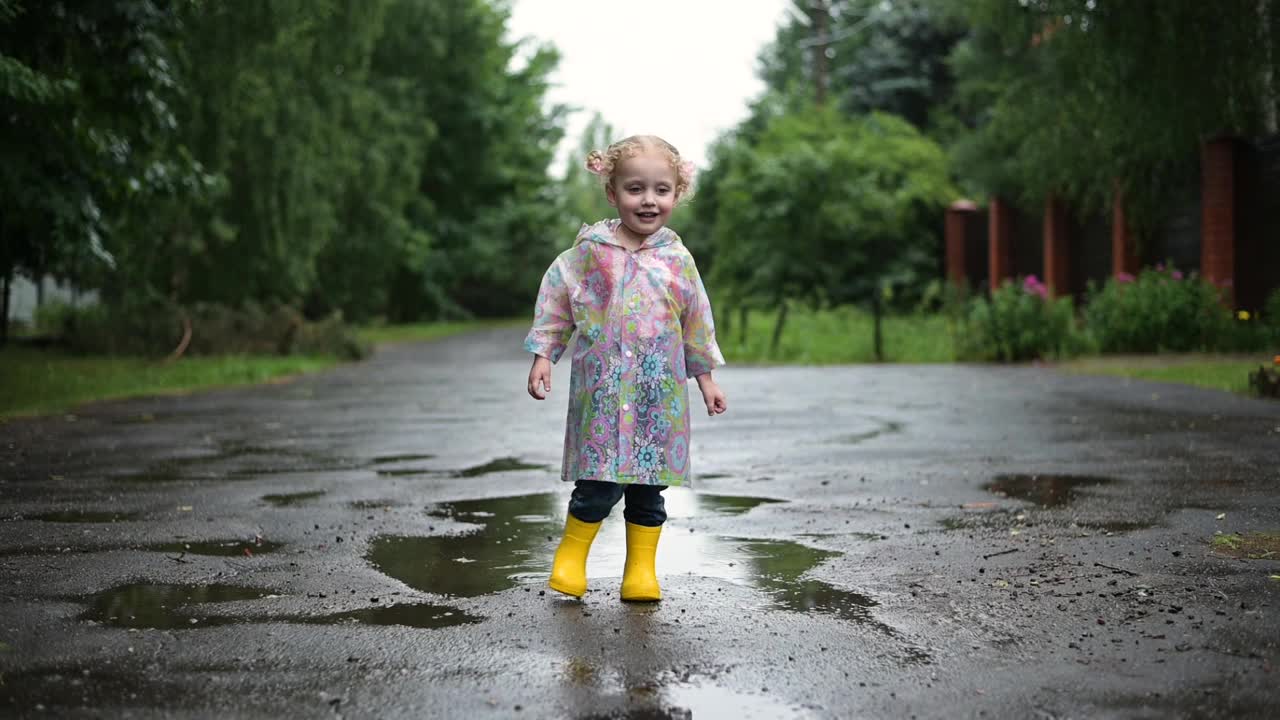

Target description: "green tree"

left=712, top=108, right=955, bottom=357
left=946, top=0, right=1280, bottom=233
left=0, top=0, right=205, bottom=341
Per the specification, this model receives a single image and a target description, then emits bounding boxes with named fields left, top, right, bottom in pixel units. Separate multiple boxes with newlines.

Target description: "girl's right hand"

left=528, top=356, right=552, bottom=400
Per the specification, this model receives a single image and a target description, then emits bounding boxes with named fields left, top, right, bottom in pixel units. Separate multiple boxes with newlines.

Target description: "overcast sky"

left=506, top=0, right=790, bottom=174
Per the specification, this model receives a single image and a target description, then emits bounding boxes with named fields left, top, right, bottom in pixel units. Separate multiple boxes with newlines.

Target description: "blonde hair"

left=585, top=135, right=694, bottom=199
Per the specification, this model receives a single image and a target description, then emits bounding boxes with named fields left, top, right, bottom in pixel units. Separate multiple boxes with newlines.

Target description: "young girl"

left=525, top=135, right=726, bottom=602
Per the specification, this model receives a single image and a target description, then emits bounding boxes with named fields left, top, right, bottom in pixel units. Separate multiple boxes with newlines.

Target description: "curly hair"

left=585, top=135, right=694, bottom=198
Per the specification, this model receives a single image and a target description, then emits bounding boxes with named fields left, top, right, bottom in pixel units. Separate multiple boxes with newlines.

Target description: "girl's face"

left=606, top=149, right=678, bottom=239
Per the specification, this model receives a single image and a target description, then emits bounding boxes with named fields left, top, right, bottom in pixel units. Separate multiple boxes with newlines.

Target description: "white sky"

left=507, top=0, right=790, bottom=175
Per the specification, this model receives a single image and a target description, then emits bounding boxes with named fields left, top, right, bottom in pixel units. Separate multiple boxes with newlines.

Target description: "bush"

left=956, top=276, right=1082, bottom=362
left=1084, top=266, right=1232, bottom=353
left=1264, top=287, right=1280, bottom=350
left=60, top=300, right=368, bottom=360
left=33, top=301, right=80, bottom=337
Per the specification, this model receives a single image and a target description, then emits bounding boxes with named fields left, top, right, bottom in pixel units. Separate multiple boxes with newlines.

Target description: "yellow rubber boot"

left=621, top=522, right=662, bottom=602
left=548, top=515, right=602, bottom=597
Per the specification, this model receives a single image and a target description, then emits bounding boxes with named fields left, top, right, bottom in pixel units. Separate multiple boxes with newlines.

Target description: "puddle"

left=79, top=583, right=272, bottom=629
left=983, top=474, right=1117, bottom=508
left=830, top=419, right=904, bottom=445
left=372, top=453, right=436, bottom=464
left=375, top=468, right=438, bottom=477
left=77, top=583, right=479, bottom=630
left=261, top=490, right=326, bottom=506
left=29, top=510, right=141, bottom=523
left=453, top=457, right=549, bottom=478
left=576, top=680, right=817, bottom=720
left=732, top=539, right=879, bottom=624
left=367, top=492, right=912, bottom=647
left=147, top=539, right=283, bottom=556
left=301, top=602, right=482, bottom=629
left=110, top=441, right=363, bottom=484
left=351, top=499, right=400, bottom=510
left=693, top=495, right=784, bottom=516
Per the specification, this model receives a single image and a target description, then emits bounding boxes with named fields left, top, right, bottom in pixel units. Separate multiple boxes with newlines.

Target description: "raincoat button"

left=623, top=404, right=630, bottom=411
left=625, top=350, right=633, bottom=358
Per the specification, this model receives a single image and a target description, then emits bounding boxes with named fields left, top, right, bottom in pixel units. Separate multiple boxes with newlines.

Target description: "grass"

left=716, top=305, right=955, bottom=364
left=1, top=319, right=515, bottom=419
left=0, top=348, right=340, bottom=419
left=356, top=317, right=525, bottom=346
left=1058, top=354, right=1273, bottom=395
left=1210, top=532, right=1280, bottom=560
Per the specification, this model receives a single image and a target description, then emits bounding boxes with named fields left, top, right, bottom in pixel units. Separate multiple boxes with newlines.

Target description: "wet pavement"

left=1, top=328, right=1278, bottom=718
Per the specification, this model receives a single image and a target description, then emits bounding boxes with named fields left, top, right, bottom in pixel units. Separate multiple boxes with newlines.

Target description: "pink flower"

left=1115, top=272, right=1135, bottom=284
left=1022, top=275, right=1048, bottom=299
left=1171, top=270, right=1183, bottom=280
left=585, top=156, right=607, bottom=176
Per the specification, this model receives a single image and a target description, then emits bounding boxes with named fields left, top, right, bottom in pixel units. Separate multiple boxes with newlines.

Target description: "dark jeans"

left=568, top=480, right=667, bottom=527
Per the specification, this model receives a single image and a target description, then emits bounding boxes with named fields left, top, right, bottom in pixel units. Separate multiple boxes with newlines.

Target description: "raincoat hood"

left=575, top=219, right=678, bottom=250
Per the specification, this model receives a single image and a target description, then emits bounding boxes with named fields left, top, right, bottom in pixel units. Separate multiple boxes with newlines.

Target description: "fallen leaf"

left=1270, top=575, right=1280, bottom=582
left=963, top=502, right=997, bottom=509
left=1215, top=513, right=1226, bottom=520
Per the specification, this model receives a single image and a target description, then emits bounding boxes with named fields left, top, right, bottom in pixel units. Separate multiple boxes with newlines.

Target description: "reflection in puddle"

left=30, top=510, right=141, bottom=523
left=261, top=490, right=326, bottom=506
left=734, top=540, right=876, bottom=623
left=375, top=468, right=437, bottom=477
left=984, top=474, right=1117, bottom=508
left=147, top=539, right=283, bottom=556
left=110, top=441, right=363, bottom=484
left=575, top=680, right=816, bottom=720
left=691, top=494, right=783, bottom=516
left=301, top=603, right=482, bottom=629
left=79, top=583, right=271, bottom=629
left=453, top=457, right=550, bottom=478
left=367, top=492, right=912, bottom=649
left=77, top=583, right=480, bottom=630
left=372, top=453, right=436, bottom=464
left=351, top=499, right=400, bottom=510
left=832, top=419, right=905, bottom=445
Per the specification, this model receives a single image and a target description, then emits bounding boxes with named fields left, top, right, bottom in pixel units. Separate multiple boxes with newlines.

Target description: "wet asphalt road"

left=1, top=328, right=1278, bottom=719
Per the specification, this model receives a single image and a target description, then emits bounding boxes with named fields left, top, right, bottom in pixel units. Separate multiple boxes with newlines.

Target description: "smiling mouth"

left=636, top=212, right=658, bottom=220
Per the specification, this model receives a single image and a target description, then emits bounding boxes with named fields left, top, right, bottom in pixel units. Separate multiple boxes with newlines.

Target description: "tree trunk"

left=739, top=306, right=749, bottom=345
left=0, top=267, right=10, bottom=347
left=809, top=1, right=830, bottom=106
left=770, top=301, right=788, bottom=356
left=872, top=294, right=884, bottom=362
left=1262, top=0, right=1278, bottom=133
left=721, top=302, right=732, bottom=338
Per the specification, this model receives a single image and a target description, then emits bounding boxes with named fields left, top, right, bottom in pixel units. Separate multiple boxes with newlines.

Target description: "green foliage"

left=2, top=0, right=567, bottom=338
left=711, top=108, right=955, bottom=312
left=945, top=0, right=1280, bottom=232
left=1265, top=287, right=1280, bottom=348
left=561, top=113, right=619, bottom=227
left=957, top=276, right=1080, bottom=362
left=59, top=300, right=366, bottom=360
left=1084, top=267, right=1233, bottom=353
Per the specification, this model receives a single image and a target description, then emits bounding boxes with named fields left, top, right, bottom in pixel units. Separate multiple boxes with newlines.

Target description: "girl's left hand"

left=700, top=381, right=727, bottom=416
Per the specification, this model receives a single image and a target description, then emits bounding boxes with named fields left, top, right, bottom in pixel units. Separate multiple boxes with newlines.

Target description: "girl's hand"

left=697, top=376, right=727, bottom=416
left=528, top=356, right=553, bottom=400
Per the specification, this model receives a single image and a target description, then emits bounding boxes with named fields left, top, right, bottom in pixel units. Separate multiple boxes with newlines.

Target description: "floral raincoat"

left=524, top=219, right=724, bottom=487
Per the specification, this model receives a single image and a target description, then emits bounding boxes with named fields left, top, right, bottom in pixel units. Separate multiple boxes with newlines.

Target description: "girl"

left=525, top=135, right=726, bottom=602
